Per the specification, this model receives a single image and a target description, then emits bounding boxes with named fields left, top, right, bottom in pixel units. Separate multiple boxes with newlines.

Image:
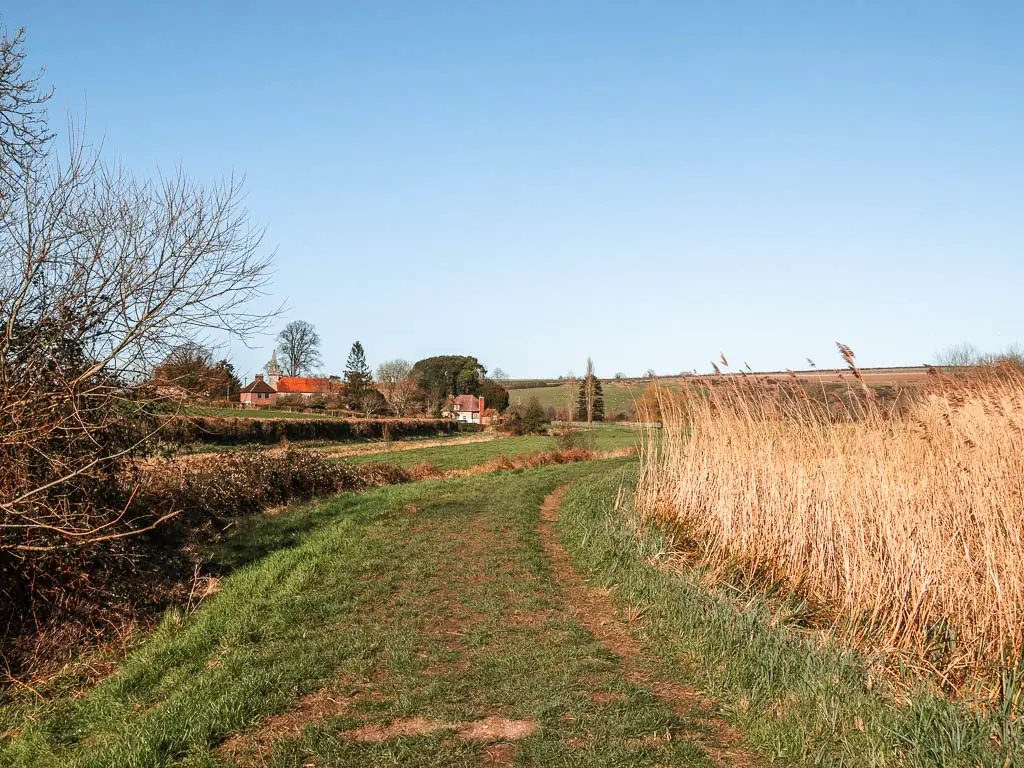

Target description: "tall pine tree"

left=592, top=377, right=605, bottom=422
left=344, top=341, right=372, bottom=408
left=575, top=357, right=605, bottom=423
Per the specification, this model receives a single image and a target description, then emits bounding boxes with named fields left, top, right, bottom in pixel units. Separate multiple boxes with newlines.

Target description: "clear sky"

left=7, top=1, right=1022, bottom=379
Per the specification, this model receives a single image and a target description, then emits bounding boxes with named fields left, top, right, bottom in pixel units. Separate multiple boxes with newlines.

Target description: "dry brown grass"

left=394, top=447, right=637, bottom=483
left=637, top=356, right=1024, bottom=695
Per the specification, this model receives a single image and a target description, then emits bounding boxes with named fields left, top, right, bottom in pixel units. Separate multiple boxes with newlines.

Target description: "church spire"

left=266, top=349, right=282, bottom=389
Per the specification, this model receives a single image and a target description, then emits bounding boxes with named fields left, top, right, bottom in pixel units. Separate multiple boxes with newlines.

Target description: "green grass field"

left=508, top=381, right=671, bottom=417
left=557, top=471, right=1021, bottom=767
left=2, top=432, right=1013, bottom=766
left=3, top=460, right=723, bottom=768
left=345, top=425, right=641, bottom=470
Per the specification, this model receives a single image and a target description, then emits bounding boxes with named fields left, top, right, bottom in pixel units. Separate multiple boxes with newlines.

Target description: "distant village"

left=239, top=351, right=498, bottom=424
left=148, top=320, right=519, bottom=425
left=150, top=321, right=615, bottom=426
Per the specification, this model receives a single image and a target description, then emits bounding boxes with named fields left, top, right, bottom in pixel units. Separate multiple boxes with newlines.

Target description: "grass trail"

left=556, top=469, right=1020, bottom=767
left=1, top=459, right=720, bottom=767
left=3, top=438, right=1000, bottom=766
left=344, top=425, right=641, bottom=470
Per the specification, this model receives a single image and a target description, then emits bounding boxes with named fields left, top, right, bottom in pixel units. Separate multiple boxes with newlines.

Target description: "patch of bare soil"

left=457, top=716, right=538, bottom=741
left=341, top=715, right=539, bottom=744
left=538, top=487, right=760, bottom=768
left=219, top=685, right=355, bottom=766
left=481, top=741, right=520, bottom=766
left=343, top=716, right=449, bottom=742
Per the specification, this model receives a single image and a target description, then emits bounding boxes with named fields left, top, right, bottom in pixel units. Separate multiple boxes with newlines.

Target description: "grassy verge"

left=1, top=459, right=723, bottom=768
left=346, top=425, right=641, bottom=470
left=174, top=432, right=486, bottom=456
left=557, top=468, right=1020, bottom=767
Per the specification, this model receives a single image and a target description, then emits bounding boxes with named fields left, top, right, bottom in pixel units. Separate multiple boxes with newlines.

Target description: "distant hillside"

left=508, top=367, right=938, bottom=418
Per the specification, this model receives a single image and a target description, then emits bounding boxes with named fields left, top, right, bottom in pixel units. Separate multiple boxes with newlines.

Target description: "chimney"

left=255, top=374, right=264, bottom=382
left=479, top=396, right=484, bottom=413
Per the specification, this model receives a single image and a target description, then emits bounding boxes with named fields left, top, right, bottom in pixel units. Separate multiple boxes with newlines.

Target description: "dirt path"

left=318, top=432, right=499, bottom=458
left=12, top=464, right=756, bottom=767
left=537, top=486, right=760, bottom=767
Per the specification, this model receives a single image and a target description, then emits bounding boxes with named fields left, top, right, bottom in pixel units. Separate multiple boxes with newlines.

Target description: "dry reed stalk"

left=636, top=359, right=1024, bottom=695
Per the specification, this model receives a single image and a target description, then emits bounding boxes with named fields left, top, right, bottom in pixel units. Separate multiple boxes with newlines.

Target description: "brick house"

left=240, top=374, right=278, bottom=407
left=266, top=350, right=344, bottom=399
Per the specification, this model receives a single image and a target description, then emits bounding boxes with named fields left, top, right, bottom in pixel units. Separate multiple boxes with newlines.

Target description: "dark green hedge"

left=160, top=416, right=458, bottom=445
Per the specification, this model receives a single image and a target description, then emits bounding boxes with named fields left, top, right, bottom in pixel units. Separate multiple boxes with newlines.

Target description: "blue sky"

left=8, top=2, right=1022, bottom=379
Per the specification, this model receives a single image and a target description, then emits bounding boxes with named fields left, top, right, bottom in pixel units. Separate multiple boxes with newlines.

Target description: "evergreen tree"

left=410, top=355, right=486, bottom=413
left=479, top=379, right=510, bottom=413
left=344, top=341, right=372, bottom=407
left=574, top=357, right=605, bottom=423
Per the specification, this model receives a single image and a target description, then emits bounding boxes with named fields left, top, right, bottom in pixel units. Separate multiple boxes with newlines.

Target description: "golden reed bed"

left=637, top=353, right=1024, bottom=695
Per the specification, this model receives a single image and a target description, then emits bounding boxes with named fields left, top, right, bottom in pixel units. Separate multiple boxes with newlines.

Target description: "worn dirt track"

left=537, top=486, right=760, bottom=767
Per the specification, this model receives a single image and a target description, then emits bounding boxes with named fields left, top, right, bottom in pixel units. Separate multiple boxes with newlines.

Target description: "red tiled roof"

left=453, top=394, right=481, bottom=412
left=275, top=376, right=344, bottom=394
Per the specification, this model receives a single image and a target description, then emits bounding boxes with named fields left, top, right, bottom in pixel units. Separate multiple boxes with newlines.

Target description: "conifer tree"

left=575, top=358, right=605, bottom=423
left=592, top=376, right=605, bottom=422
left=344, top=341, right=372, bottom=406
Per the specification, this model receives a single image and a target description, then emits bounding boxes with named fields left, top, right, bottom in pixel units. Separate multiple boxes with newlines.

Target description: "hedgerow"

left=159, top=416, right=458, bottom=445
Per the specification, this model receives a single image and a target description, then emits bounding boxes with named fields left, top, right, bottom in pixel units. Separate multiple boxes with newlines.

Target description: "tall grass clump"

left=637, top=349, right=1024, bottom=698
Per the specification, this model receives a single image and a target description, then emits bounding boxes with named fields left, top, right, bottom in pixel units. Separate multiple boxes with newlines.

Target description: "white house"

left=446, top=394, right=485, bottom=424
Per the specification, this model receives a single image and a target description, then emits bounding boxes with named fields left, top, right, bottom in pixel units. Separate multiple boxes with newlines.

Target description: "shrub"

left=161, top=416, right=458, bottom=445
left=501, top=398, right=549, bottom=436
left=523, top=397, right=549, bottom=432
left=1, top=447, right=364, bottom=679
left=552, top=428, right=596, bottom=452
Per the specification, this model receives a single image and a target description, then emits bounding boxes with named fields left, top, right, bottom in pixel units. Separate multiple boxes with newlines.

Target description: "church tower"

left=266, top=349, right=282, bottom=390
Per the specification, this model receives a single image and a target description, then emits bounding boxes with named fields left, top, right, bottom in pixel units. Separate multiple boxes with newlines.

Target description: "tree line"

left=149, top=317, right=612, bottom=425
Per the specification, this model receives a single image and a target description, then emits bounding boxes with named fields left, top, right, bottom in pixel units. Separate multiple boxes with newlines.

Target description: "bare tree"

left=492, top=367, right=509, bottom=383
left=276, top=320, right=321, bottom=377
left=0, top=28, right=273, bottom=554
left=934, top=342, right=981, bottom=367
left=359, top=388, right=387, bottom=417
left=0, top=25, right=52, bottom=180
left=575, top=358, right=604, bottom=423
left=152, top=342, right=240, bottom=399
left=376, top=358, right=417, bottom=416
